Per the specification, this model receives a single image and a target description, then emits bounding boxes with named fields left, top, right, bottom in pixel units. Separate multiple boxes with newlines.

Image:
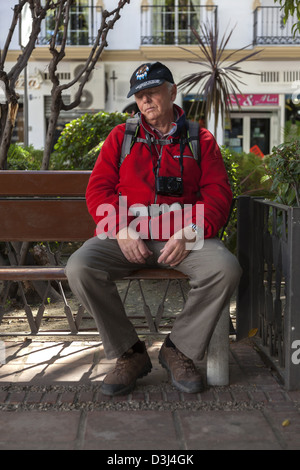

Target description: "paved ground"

left=0, top=337, right=300, bottom=451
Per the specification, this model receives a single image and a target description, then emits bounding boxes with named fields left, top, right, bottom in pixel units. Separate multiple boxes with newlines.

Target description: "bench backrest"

left=0, top=170, right=95, bottom=242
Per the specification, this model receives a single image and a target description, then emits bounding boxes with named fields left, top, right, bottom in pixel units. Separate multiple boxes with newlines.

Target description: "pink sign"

left=228, top=94, right=279, bottom=107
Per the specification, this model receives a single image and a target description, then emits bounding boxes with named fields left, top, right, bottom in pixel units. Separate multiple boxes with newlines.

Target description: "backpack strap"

left=120, top=117, right=201, bottom=166
left=186, top=120, right=201, bottom=165
left=120, top=116, right=140, bottom=166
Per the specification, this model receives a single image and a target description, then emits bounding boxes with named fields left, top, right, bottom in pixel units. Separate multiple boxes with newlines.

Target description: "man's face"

left=134, top=82, right=177, bottom=125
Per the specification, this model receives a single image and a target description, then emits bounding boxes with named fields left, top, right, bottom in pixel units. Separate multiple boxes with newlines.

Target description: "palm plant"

left=177, top=21, right=262, bottom=136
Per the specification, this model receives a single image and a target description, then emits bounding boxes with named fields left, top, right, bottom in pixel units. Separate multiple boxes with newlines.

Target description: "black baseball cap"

left=127, top=62, right=174, bottom=98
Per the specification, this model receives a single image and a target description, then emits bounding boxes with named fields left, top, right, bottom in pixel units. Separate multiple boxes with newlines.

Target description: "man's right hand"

left=116, top=226, right=153, bottom=264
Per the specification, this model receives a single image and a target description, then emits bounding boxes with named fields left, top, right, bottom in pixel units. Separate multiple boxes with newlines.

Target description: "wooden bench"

left=0, top=170, right=230, bottom=386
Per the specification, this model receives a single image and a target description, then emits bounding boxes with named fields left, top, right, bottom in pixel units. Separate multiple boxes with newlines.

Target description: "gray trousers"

left=65, top=237, right=242, bottom=361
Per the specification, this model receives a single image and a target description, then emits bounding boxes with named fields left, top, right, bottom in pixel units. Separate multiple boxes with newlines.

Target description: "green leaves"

left=7, top=144, right=43, bottom=170
left=264, top=140, right=300, bottom=207
left=219, top=147, right=272, bottom=252
left=220, top=146, right=239, bottom=199
left=50, top=111, right=128, bottom=170
left=274, top=0, right=300, bottom=36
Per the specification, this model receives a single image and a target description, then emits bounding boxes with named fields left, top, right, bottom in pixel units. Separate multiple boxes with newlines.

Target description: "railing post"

left=284, top=207, right=300, bottom=390
left=236, top=196, right=263, bottom=339
left=214, top=5, right=218, bottom=37
left=236, top=196, right=253, bottom=339
left=253, top=7, right=258, bottom=46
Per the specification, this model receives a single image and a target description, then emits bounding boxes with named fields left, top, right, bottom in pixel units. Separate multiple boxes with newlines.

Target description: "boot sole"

left=101, top=360, right=152, bottom=397
left=159, top=351, right=203, bottom=394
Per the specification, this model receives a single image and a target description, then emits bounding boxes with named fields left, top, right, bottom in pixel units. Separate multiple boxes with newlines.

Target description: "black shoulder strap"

left=120, top=116, right=140, bottom=166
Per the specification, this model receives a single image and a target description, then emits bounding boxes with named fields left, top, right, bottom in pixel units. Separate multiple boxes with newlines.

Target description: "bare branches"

left=41, top=0, right=130, bottom=169
left=48, top=0, right=130, bottom=110
left=0, top=1, right=62, bottom=169
left=0, top=0, right=130, bottom=170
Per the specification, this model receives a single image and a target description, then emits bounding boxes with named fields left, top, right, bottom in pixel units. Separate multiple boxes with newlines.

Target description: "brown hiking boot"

left=159, top=337, right=203, bottom=393
left=101, top=341, right=152, bottom=396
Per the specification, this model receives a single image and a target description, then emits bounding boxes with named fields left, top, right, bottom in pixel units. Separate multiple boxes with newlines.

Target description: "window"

left=69, top=0, right=89, bottom=45
left=224, top=113, right=274, bottom=156
left=41, top=0, right=100, bottom=46
left=151, top=0, right=200, bottom=45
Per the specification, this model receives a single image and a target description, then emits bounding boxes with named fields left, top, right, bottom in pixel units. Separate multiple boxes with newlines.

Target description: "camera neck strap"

left=145, top=129, right=186, bottom=182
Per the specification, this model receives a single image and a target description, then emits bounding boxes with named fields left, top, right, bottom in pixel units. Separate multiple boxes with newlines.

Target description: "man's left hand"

left=157, top=227, right=196, bottom=267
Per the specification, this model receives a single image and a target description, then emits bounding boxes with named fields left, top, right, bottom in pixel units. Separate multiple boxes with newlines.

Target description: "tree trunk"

left=0, top=103, right=8, bottom=142
left=41, top=103, right=60, bottom=170
left=0, top=101, right=18, bottom=169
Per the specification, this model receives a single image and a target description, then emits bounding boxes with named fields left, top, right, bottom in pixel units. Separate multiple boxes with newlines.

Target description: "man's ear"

left=171, top=84, right=177, bottom=102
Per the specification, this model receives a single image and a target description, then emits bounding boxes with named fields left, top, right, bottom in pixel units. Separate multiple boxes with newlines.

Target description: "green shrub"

left=220, top=147, right=272, bottom=252
left=7, top=144, right=43, bottom=170
left=50, top=111, right=129, bottom=170
left=228, top=149, right=271, bottom=197
left=263, top=140, right=300, bottom=207
left=284, top=120, right=300, bottom=142
left=221, top=146, right=239, bottom=198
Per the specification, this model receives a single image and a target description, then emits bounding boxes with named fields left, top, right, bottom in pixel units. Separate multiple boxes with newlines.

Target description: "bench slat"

left=0, top=170, right=91, bottom=197
left=0, top=267, right=188, bottom=282
left=0, top=267, right=67, bottom=281
left=0, top=199, right=94, bottom=241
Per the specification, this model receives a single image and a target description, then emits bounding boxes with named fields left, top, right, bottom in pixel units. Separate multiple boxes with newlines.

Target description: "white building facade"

left=1, top=0, right=300, bottom=154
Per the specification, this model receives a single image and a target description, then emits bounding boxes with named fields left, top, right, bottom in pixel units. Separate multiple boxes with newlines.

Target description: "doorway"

left=225, top=112, right=276, bottom=156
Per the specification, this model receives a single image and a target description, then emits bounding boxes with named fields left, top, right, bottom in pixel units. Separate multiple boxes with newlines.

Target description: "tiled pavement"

left=0, top=337, right=300, bottom=450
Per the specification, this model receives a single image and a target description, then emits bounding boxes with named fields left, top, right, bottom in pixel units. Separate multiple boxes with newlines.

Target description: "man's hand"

left=116, top=226, right=153, bottom=264
left=157, top=227, right=196, bottom=267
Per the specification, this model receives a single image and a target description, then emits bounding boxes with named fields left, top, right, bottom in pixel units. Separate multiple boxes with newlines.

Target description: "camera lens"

left=167, top=180, right=179, bottom=192
left=155, top=176, right=182, bottom=196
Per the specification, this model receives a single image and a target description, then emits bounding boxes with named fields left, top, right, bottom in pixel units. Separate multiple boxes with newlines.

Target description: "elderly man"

left=66, top=62, right=241, bottom=396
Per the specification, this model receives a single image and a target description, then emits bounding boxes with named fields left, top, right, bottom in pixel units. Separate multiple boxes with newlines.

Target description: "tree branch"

left=41, top=0, right=130, bottom=169
left=0, top=0, right=60, bottom=169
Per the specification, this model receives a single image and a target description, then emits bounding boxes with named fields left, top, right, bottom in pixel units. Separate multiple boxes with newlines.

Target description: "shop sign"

left=250, top=145, right=264, bottom=158
left=228, top=94, right=279, bottom=107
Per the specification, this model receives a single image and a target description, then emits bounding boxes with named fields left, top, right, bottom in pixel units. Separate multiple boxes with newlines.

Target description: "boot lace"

left=113, top=349, right=135, bottom=376
left=175, top=349, right=197, bottom=373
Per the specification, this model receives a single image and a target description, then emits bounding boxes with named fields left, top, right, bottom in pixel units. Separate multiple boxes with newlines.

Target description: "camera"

left=155, top=176, right=183, bottom=196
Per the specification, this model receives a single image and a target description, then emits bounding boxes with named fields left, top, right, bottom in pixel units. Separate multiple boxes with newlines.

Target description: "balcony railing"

left=38, top=4, right=103, bottom=46
left=141, top=4, right=217, bottom=46
left=254, top=6, right=300, bottom=45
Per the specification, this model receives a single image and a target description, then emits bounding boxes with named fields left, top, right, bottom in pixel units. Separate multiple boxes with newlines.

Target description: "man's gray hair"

left=166, top=81, right=175, bottom=90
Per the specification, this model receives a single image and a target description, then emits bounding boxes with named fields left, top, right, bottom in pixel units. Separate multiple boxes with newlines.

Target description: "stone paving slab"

left=0, top=410, right=81, bottom=450
left=0, top=338, right=300, bottom=450
left=0, top=407, right=299, bottom=450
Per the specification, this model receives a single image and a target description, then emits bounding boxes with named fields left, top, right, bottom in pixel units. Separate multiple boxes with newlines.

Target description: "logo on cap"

left=135, top=80, right=161, bottom=91
left=136, top=65, right=149, bottom=81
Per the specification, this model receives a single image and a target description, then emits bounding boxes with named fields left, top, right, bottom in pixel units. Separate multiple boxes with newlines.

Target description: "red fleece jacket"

left=86, top=106, right=232, bottom=240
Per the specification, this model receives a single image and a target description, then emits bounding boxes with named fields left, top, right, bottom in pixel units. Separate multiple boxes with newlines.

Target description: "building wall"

left=0, top=0, right=19, bottom=49
left=1, top=0, right=299, bottom=152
